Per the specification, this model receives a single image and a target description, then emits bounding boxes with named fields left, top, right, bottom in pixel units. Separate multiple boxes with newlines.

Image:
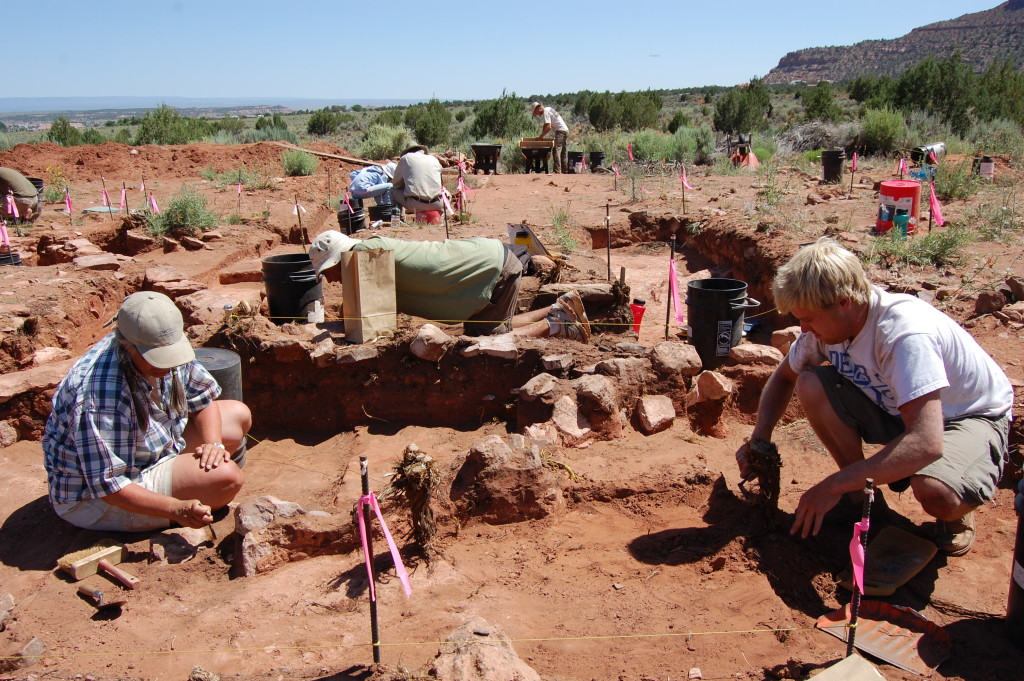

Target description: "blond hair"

left=773, top=237, right=871, bottom=314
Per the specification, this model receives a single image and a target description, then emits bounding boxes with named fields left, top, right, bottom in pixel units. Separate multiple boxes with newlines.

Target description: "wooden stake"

left=359, top=456, right=381, bottom=664
left=237, top=169, right=243, bottom=213
left=122, top=182, right=128, bottom=215
left=619, top=266, right=626, bottom=284
left=327, top=167, right=332, bottom=208
left=100, top=176, right=110, bottom=209
left=605, top=203, right=611, bottom=281
left=294, top=195, right=307, bottom=251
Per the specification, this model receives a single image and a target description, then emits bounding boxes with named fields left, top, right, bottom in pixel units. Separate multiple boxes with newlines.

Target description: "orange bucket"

left=415, top=210, right=442, bottom=225
left=876, top=180, right=920, bottom=234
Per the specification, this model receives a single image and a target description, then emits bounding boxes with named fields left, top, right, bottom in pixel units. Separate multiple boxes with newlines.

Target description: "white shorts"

left=52, top=455, right=177, bottom=531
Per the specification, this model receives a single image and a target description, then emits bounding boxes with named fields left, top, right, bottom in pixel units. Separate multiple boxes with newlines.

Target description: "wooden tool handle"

left=77, top=584, right=103, bottom=601
left=98, top=559, right=141, bottom=590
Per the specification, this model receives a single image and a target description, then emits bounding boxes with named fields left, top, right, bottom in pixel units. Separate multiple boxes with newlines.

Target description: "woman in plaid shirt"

left=43, top=292, right=251, bottom=531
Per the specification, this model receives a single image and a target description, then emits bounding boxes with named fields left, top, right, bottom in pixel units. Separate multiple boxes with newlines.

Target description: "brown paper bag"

left=340, top=249, right=397, bottom=343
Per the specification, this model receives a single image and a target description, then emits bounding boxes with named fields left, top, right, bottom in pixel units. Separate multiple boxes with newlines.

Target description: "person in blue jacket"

left=349, top=162, right=396, bottom=205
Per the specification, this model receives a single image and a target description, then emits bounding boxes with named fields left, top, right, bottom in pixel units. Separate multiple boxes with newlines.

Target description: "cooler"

left=875, top=180, right=921, bottom=234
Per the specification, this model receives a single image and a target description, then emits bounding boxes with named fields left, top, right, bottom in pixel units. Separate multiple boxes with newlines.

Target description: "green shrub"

left=147, top=186, right=218, bottom=236
left=255, top=114, right=287, bottom=131
left=864, top=223, right=970, bottom=267
left=414, top=99, right=452, bottom=148
left=752, top=146, right=773, bottom=161
left=81, top=129, right=106, bottom=145
left=667, top=110, right=690, bottom=134
left=969, top=118, right=1024, bottom=158
left=307, top=109, right=341, bottom=136
left=206, top=130, right=238, bottom=145
left=693, top=124, right=716, bottom=165
left=113, top=128, right=132, bottom=144
left=360, top=124, right=409, bottom=159
left=280, top=149, right=318, bottom=176
left=134, top=104, right=214, bottom=145
left=47, top=116, right=82, bottom=146
left=455, top=110, right=468, bottom=123
left=858, top=108, right=906, bottom=155
left=0, top=133, right=12, bottom=152
left=960, top=190, right=1022, bottom=242
left=670, top=128, right=697, bottom=164
left=631, top=130, right=674, bottom=162
left=469, top=91, right=533, bottom=140
left=500, top=145, right=527, bottom=174
left=242, top=127, right=297, bottom=144
left=934, top=159, right=979, bottom=201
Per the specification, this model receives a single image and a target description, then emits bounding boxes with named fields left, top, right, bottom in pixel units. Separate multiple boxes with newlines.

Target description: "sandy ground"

left=1, top=142, right=1023, bottom=681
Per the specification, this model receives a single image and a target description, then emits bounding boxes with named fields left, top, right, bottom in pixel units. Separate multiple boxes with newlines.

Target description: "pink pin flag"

left=101, top=188, right=112, bottom=208
left=641, top=186, right=652, bottom=195
left=681, top=170, right=694, bottom=190
left=64, top=191, right=72, bottom=215
left=613, top=163, right=621, bottom=178
left=851, top=152, right=858, bottom=172
left=929, top=151, right=938, bottom=164
left=849, top=518, right=870, bottom=593
left=149, top=193, right=159, bottom=213
left=356, top=492, right=412, bottom=600
left=119, top=188, right=127, bottom=211
left=237, top=182, right=242, bottom=195
left=898, top=157, right=907, bottom=175
left=292, top=202, right=306, bottom=215
left=0, top=219, right=9, bottom=251
left=669, top=259, right=684, bottom=324
left=929, top=181, right=945, bottom=226
left=441, top=188, right=455, bottom=215
left=5, top=193, right=18, bottom=219
left=140, top=181, right=146, bottom=193
left=627, top=142, right=634, bottom=162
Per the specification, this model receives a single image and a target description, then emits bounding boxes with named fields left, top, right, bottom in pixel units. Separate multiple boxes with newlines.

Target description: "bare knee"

left=794, top=369, right=827, bottom=409
left=196, top=462, right=244, bottom=509
left=910, top=475, right=965, bottom=520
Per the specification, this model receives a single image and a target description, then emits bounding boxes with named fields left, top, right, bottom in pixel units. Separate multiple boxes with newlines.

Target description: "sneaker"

left=936, top=511, right=975, bottom=557
left=548, top=290, right=591, bottom=342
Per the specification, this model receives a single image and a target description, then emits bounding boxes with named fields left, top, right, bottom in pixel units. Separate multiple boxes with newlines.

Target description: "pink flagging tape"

left=356, top=492, right=412, bottom=601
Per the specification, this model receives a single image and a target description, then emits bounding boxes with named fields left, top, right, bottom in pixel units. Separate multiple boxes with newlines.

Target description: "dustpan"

left=816, top=600, right=951, bottom=676
left=837, top=526, right=938, bottom=597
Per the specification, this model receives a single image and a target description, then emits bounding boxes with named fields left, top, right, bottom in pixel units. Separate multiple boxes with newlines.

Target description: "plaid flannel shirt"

left=43, top=333, right=220, bottom=504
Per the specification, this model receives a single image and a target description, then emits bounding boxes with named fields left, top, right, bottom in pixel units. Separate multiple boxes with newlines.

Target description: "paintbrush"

left=57, top=539, right=141, bottom=590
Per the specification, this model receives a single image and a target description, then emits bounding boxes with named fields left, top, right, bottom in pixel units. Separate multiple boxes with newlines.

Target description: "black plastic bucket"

left=337, top=206, right=365, bottom=234
left=1007, top=514, right=1024, bottom=650
left=0, top=251, right=23, bottom=266
left=685, top=278, right=760, bottom=369
left=261, top=253, right=323, bottom=325
left=195, top=347, right=243, bottom=401
left=367, top=204, right=394, bottom=222
left=567, top=151, right=585, bottom=173
left=26, top=177, right=44, bottom=197
left=821, top=149, right=845, bottom=183
left=588, top=151, right=606, bottom=171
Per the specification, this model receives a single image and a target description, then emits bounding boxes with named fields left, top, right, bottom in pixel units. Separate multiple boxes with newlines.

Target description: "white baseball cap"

left=309, top=230, right=361, bottom=279
left=116, top=292, right=194, bottom=369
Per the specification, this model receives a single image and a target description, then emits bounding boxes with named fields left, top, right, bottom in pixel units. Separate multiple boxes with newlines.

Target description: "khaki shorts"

left=52, top=455, right=177, bottom=531
left=809, top=365, right=1010, bottom=505
left=463, top=248, right=523, bottom=336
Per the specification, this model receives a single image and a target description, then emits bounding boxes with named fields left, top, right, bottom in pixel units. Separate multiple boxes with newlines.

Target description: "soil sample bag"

left=340, top=249, right=397, bottom=343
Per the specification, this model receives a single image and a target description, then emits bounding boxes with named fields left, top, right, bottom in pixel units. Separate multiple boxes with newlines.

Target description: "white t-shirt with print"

left=788, top=286, right=1012, bottom=419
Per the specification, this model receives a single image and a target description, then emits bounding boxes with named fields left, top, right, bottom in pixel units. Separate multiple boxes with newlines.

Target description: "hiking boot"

left=936, top=511, right=975, bottom=557
left=824, top=490, right=889, bottom=527
left=548, top=290, right=591, bottom=342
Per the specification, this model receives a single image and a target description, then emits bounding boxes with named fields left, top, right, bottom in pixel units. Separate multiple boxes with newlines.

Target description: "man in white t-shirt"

left=736, top=238, right=1012, bottom=556
left=532, top=102, right=569, bottom=174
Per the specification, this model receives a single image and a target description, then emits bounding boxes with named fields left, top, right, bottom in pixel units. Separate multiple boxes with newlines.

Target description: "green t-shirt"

left=353, top=236, right=506, bottom=322
left=0, top=168, right=37, bottom=199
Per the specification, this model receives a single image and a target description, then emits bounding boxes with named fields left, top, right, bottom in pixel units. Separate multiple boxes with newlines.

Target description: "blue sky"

left=9, top=0, right=1003, bottom=102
